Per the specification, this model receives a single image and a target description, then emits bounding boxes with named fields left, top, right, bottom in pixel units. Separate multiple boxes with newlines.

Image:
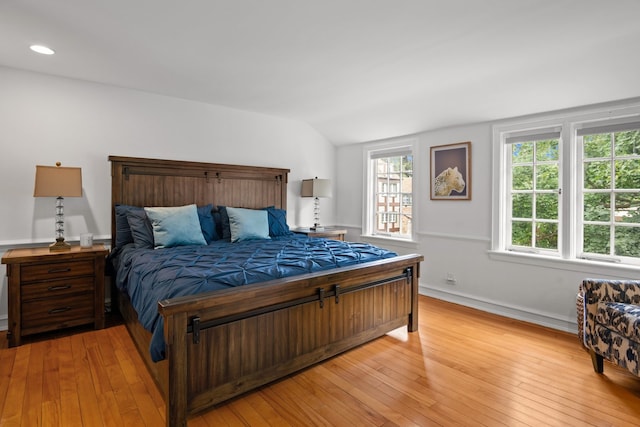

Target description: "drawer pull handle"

left=48, top=306, right=72, bottom=314
left=47, top=285, right=72, bottom=291
left=48, top=267, right=71, bottom=274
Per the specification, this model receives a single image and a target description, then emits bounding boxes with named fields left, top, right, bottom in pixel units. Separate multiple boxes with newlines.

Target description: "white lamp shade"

left=301, top=178, right=331, bottom=198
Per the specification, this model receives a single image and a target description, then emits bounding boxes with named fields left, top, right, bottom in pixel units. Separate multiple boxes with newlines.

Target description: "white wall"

left=0, top=66, right=336, bottom=329
left=336, top=110, right=638, bottom=334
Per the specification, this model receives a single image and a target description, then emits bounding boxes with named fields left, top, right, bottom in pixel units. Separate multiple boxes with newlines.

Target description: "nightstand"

left=292, top=227, right=347, bottom=241
left=1, top=244, right=109, bottom=347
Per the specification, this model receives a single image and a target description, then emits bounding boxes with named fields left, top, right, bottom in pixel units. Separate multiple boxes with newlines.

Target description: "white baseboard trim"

left=420, top=284, right=579, bottom=335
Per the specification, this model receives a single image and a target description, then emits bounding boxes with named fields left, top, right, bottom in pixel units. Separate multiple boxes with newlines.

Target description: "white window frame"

left=363, top=138, right=418, bottom=242
left=491, top=101, right=640, bottom=273
left=504, top=127, right=563, bottom=255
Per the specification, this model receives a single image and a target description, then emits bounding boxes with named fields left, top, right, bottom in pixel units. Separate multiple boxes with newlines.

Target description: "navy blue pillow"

left=212, top=210, right=223, bottom=241
left=263, top=206, right=292, bottom=237
left=197, top=204, right=218, bottom=243
left=217, top=206, right=231, bottom=241
left=115, top=204, right=144, bottom=248
left=126, top=209, right=154, bottom=249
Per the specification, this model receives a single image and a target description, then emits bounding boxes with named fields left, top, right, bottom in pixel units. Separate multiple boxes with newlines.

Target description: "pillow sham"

left=263, top=206, right=292, bottom=237
left=213, top=209, right=223, bottom=241
left=126, top=209, right=154, bottom=249
left=144, top=204, right=207, bottom=249
left=226, top=207, right=271, bottom=243
left=217, top=205, right=231, bottom=241
left=114, top=204, right=144, bottom=248
left=197, top=204, right=218, bottom=243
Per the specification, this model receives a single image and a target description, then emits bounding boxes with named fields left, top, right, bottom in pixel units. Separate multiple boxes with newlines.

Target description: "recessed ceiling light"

left=30, top=45, right=55, bottom=55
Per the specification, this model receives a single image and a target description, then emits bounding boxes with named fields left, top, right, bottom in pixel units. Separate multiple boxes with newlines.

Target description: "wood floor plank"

left=42, top=338, right=61, bottom=404
left=257, top=378, right=329, bottom=426
left=310, top=363, right=422, bottom=427
left=1, top=296, right=639, bottom=426
left=2, top=345, right=31, bottom=426
left=321, top=357, right=445, bottom=427
left=226, top=394, right=277, bottom=426
left=0, top=346, right=16, bottom=418
left=71, top=332, right=103, bottom=427
left=96, top=390, right=125, bottom=427
left=21, top=340, right=45, bottom=427
left=289, top=368, right=371, bottom=426
left=368, top=337, right=566, bottom=426
left=41, top=399, right=61, bottom=427
left=86, top=340, right=112, bottom=397
left=239, top=390, right=294, bottom=427
left=128, top=380, right=165, bottom=426
left=58, top=336, right=83, bottom=427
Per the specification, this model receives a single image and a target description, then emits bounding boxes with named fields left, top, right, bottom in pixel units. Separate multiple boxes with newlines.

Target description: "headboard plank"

left=109, top=156, right=290, bottom=247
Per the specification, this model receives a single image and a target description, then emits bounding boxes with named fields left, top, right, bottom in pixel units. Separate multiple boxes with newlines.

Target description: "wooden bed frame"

left=109, top=155, right=423, bottom=427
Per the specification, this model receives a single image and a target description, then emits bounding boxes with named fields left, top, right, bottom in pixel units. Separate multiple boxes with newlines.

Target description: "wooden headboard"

left=109, top=156, right=290, bottom=247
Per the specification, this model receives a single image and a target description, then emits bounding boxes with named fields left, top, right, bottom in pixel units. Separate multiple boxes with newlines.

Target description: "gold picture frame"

left=430, top=141, right=471, bottom=200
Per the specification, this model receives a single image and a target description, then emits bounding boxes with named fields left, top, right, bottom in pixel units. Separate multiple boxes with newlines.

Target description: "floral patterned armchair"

left=579, top=278, right=640, bottom=377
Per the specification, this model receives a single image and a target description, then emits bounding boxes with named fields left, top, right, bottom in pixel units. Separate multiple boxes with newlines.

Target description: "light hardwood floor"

left=1, top=295, right=639, bottom=426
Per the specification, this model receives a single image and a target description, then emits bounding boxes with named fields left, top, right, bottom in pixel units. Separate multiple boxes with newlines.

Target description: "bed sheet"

left=111, top=235, right=397, bottom=361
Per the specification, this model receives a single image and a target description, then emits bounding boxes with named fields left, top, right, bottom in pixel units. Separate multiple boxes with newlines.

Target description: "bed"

left=108, top=155, right=424, bottom=427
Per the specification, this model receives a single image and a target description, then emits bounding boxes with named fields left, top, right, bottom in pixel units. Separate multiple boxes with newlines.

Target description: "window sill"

left=488, top=250, right=640, bottom=278
left=361, top=234, right=419, bottom=250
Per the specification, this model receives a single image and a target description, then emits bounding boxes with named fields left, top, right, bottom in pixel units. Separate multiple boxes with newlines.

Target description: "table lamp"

left=301, top=177, right=331, bottom=231
left=34, top=162, right=82, bottom=251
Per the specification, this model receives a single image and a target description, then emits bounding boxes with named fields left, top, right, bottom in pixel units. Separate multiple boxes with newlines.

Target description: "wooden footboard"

left=124, top=253, right=421, bottom=427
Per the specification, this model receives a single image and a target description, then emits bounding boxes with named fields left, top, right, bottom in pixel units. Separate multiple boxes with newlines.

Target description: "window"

left=507, top=130, right=561, bottom=253
left=493, top=106, right=640, bottom=266
left=365, top=143, right=415, bottom=239
left=578, top=124, right=640, bottom=261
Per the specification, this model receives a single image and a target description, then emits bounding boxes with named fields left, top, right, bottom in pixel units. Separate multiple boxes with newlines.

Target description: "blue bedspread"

left=112, top=235, right=397, bottom=361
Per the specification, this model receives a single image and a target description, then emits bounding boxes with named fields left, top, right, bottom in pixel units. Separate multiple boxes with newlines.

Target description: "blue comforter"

left=112, top=235, right=397, bottom=361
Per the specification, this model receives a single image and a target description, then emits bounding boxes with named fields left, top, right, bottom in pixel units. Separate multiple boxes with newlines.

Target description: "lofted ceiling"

left=2, top=0, right=640, bottom=145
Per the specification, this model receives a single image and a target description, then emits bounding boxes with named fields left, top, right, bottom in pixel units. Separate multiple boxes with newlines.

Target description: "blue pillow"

left=263, top=206, right=292, bottom=237
left=213, top=210, right=223, bottom=240
left=114, top=204, right=144, bottom=248
left=217, top=205, right=231, bottom=241
left=126, top=209, right=154, bottom=249
left=197, top=204, right=218, bottom=243
left=226, top=207, right=271, bottom=242
left=144, top=204, right=207, bottom=248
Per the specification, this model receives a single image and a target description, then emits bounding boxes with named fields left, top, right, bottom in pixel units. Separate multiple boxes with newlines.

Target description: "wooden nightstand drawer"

left=21, top=277, right=95, bottom=301
left=22, top=293, right=95, bottom=334
left=21, top=259, right=95, bottom=282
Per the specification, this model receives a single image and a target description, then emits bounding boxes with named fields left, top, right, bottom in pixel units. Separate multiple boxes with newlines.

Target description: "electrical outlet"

left=446, top=272, right=457, bottom=284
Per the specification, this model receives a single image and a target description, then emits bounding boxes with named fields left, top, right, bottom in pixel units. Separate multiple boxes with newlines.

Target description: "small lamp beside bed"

left=33, top=162, right=82, bottom=251
left=301, top=177, right=331, bottom=231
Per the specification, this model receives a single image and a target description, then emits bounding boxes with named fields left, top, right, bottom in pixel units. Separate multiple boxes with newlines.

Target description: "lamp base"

left=310, top=225, right=325, bottom=231
left=49, top=238, right=71, bottom=252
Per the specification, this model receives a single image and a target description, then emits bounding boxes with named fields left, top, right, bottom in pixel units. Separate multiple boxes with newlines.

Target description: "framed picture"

left=430, top=141, right=471, bottom=200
